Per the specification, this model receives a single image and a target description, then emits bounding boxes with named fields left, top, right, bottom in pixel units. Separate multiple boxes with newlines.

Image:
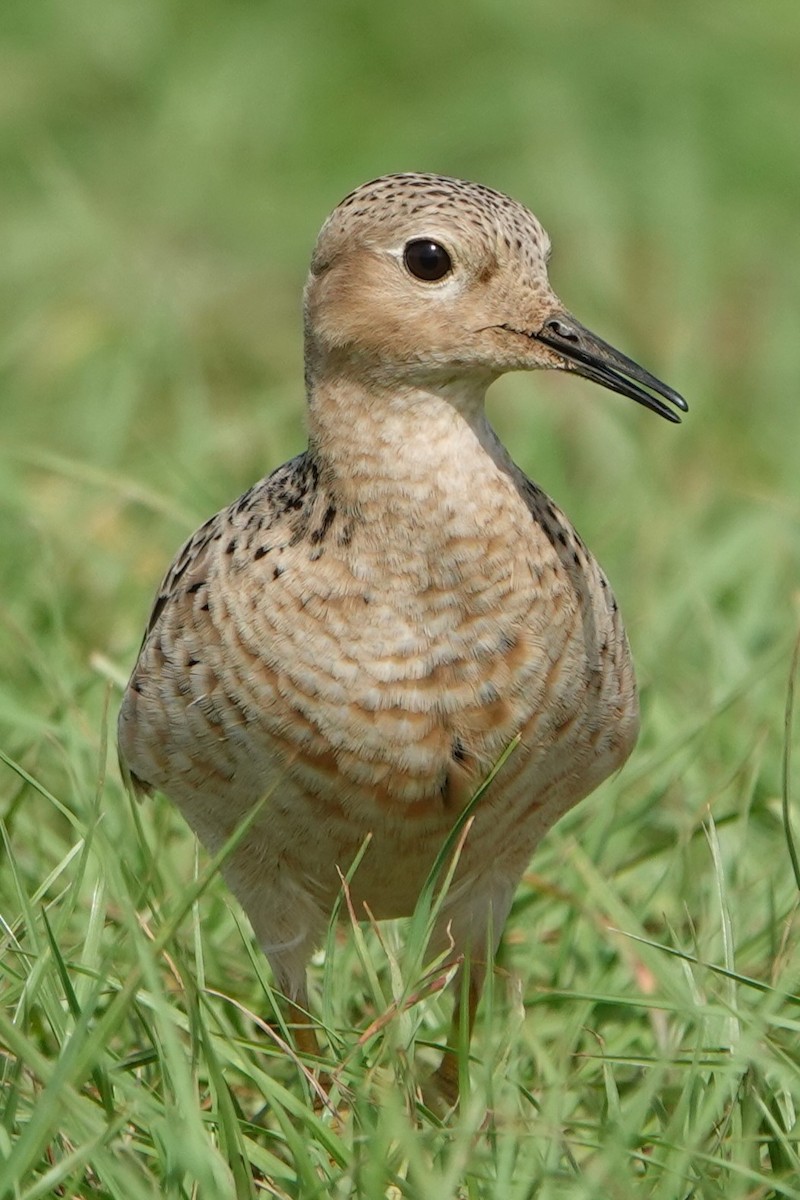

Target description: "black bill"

left=530, top=314, right=688, bottom=423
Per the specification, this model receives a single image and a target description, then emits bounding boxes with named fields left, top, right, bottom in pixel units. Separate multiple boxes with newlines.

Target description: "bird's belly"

left=172, top=606, right=639, bottom=921
left=296, top=682, right=636, bottom=920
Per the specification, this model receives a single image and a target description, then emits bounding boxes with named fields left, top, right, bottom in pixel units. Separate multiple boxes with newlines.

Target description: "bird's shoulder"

left=139, top=451, right=321, bottom=644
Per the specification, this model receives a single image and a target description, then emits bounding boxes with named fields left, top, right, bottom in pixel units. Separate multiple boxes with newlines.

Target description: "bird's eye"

left=403, top=239, right=453, bottom=282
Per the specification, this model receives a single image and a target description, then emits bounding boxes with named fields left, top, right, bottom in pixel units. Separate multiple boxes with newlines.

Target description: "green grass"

left=2, top=0, right=800, bottom=1195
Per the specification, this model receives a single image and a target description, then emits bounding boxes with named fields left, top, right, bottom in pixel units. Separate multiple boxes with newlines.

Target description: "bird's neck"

left=305, top=371, right=514, bottom=520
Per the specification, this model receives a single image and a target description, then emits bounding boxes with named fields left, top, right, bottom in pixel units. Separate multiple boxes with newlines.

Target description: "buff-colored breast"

left=120, top=429, right=638, bottom=927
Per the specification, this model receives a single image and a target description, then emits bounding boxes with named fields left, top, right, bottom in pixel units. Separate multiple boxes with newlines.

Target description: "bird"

left=118, top=172, right=686, bottom=1101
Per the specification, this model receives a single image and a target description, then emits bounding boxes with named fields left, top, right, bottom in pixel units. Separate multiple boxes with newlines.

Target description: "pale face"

left=304, top=173, right=687, bottom=423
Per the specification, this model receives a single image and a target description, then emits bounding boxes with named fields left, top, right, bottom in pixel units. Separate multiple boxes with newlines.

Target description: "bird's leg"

left=287, top=996, right=322, bottom=1062
left=281, top=986, right=337, bottom=1107
left=430, top=954, right=486, bottom=1106
left=426, top=879, right=516, bottom=1106
left=253, top=907, right=329, bottom=1080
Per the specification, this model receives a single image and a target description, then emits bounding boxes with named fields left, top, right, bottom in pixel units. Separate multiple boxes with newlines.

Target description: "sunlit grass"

left=2, top=0, right=800, bottom=1195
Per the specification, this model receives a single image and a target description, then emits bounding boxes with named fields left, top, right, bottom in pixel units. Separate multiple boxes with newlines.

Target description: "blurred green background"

left=2, top=0, right=799, bottom=1194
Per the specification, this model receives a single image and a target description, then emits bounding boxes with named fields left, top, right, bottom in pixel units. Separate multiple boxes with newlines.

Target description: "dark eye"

left=403, top=239, right=453, bottom=282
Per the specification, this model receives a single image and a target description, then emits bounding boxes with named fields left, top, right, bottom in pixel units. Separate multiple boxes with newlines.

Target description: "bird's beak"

left=523, top=313, right=688, bottom=423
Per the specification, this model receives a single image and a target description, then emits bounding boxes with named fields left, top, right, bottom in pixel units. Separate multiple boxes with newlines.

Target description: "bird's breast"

left=208, top=479, right=634, bottom=814
left=119, top=461, right=639, bottom=919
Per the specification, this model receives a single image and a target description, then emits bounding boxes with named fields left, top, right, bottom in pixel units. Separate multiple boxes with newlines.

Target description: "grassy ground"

left=2, top=1, right=800, bottom=1196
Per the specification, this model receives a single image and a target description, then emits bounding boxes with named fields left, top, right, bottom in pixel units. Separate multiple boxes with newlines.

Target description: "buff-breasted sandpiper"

left=118, top=173, right=686, bottom=1100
